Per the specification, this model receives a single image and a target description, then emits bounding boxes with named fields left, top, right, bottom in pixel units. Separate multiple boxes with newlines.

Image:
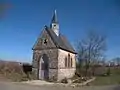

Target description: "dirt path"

left=0, top=80, right=120, bottom=90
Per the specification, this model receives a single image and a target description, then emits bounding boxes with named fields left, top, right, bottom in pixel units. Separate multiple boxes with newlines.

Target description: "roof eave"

left=58, top=47, right=77, bottom=54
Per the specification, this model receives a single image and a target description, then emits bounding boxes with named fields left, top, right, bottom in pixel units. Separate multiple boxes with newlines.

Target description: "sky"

left=0, top=0, right=120, bottom=62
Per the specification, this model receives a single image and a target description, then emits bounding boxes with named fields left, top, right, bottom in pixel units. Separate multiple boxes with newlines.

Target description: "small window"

left=68, top=54, right=70, bottom=68
left=65, top=57, right=67, bottom=67
left=43, top=39, right=48, bottom=45
left=71, top=58, right=72, bottom=67
left=54, top=25, right=56, bottom=27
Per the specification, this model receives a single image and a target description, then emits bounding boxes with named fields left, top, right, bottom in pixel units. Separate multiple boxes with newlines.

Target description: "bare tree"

left=77, top=31, right=106, bottom=77
left=76, top=42, right=87, bottom=76
left=112, top=57, right=120, bottom=66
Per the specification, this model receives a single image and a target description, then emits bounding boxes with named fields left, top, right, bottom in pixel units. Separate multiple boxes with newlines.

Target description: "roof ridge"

left=45, top=26, right=59, bottom=48
left=45, top=26, right=77, bottom=54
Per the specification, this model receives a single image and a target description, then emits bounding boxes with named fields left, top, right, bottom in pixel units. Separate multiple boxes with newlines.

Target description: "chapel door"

left=39, top=54, right=49, bottom=80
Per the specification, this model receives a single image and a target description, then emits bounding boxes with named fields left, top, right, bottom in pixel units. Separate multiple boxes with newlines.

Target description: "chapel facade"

left=32, top=10, right=77, bottom=81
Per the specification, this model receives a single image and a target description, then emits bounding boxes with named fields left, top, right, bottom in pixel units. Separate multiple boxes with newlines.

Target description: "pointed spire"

left=51, top=10, right=58, bottom=23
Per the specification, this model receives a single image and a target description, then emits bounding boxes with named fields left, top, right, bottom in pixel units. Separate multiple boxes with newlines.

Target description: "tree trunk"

left=85, top=64, right=89, bottom=77
left=92, top=65, right=95, bottom=76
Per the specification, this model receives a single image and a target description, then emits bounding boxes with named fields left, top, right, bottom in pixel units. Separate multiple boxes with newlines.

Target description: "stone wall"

left=57, top=49, right=76, bottom=81
left=32, top=28, right=59, bottom=80
left=32, top=68, right=38, bottom=79
left=33, top=29, right=56, bottom=50
left=58, top=68, right=76, bottom=81
left=32, top=49, right=58, bottom=80
left=32, top=28, right=76, bottom=81
left=49, top=69, right=58, bottom=81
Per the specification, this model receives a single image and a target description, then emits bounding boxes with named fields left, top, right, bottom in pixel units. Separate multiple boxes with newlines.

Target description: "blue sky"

left=0, top=0, right=120, bottom=62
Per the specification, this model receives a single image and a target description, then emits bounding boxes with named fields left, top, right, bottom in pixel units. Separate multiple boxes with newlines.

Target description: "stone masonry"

left=32, top=10, right=77, bottom=82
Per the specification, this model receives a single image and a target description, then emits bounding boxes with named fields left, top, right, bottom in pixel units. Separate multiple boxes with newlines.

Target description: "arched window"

left=65, top=57, right=67, bottom=67
left=71, top=58, right=72, bottom=67
left=68, top=54, right=70, bottom=68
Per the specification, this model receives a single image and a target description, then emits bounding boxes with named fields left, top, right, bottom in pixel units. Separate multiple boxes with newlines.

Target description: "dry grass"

left=0, top=60, right=30, bottom=82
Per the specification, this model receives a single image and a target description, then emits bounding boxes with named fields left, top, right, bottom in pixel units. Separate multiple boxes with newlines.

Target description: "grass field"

left=90, top=67, right=120, bottom=85
left=90, top=75, right=120, bottom=85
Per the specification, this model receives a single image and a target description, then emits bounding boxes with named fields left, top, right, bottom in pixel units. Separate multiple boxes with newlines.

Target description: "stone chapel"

left=32, top=10, right=77, bottom=82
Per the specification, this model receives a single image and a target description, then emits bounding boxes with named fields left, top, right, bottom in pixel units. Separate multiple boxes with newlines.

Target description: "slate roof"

left=45, top=26, right=77, bottom=54
left=33, top=10, right=77, bottom=54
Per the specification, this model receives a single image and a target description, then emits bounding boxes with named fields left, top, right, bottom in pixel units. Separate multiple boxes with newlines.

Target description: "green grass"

left=90, top=75, right=120, bottom=85
left=88, top=67, right=120, bottom=85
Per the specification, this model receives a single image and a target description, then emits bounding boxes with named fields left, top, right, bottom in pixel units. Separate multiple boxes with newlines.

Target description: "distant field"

left=90, top=75, right=120, bottom=85
left=90, top=67, right=120, bottom=85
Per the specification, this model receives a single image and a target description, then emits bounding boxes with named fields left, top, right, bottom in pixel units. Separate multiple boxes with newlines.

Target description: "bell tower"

left=50, top=10, right=59, bottom=36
